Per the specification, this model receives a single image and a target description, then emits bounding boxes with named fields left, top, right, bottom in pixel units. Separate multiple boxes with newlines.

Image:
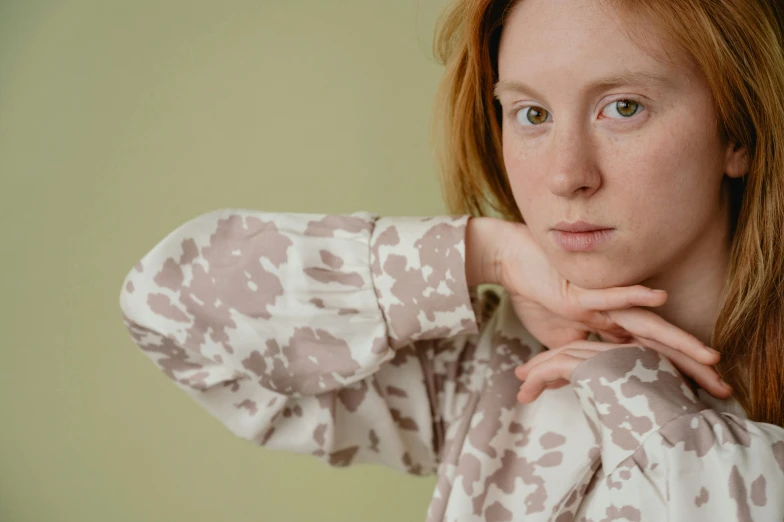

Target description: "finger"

left=582, top=310, right=621, bottom=332
left=624, top=337, right=732, bottom=399
left=608, top=308, right=720, bottom=365
left=568, top=309, right=635, bottom=337
left=516, top=347, right=598, bottom=381
left=570, top=285, right=668, bottom=311
left=596, top=329, right=634, bottom=344
left=554, top=337, right=729, bottom=399
left=540, top=323, right=593, bottom=349
left=544, top=378, right=570, bottom=390
left=517, top=353, right=585, bottom=403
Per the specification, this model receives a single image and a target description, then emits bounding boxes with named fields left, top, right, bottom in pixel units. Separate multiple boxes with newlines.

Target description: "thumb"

left=569, top=285, right=667, bottom=312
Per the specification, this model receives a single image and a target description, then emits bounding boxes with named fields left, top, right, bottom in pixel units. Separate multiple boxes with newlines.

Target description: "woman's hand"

left=513, top=307, right=733, bottom=404
left=467, top=217, right=685, bottom=345
left=496, top=221, right=675, bottom=346
left=465, top=217, right=728, bottom=399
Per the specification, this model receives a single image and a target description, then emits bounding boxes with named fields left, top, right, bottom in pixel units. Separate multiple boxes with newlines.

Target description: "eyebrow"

left=493, top=70, right=674, bottom=100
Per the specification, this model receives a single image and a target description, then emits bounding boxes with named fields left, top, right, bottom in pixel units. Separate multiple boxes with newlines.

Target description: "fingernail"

left=719, top=379, right=732, bottom=392
left=707, top=347, right=721, bottom=357
left=651, top=289, right=667, bottom=294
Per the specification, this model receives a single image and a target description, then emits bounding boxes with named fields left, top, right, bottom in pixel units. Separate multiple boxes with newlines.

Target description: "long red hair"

left=430, top=0, right=784, bottom=427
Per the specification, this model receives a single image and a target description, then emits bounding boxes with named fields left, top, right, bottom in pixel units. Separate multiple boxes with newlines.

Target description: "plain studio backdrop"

left=0, top=1, right=456, bottom=521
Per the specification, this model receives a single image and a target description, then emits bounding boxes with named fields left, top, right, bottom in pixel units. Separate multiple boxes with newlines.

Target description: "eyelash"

left=508, top=98, right=646, bottom=127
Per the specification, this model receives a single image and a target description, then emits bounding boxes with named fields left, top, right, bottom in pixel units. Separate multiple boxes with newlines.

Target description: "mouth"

left=550, top=223, right=615, bottom=252
left=552, top=220, right=611, bottom=233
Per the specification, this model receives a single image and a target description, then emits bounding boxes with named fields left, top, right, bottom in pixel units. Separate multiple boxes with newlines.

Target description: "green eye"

left=614, top=100, right=640, bottom=117
left=517, top=106, right=549, bottom=125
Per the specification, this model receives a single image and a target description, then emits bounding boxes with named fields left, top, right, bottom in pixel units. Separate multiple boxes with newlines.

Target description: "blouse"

left=118, top=209, right=784, bottom=521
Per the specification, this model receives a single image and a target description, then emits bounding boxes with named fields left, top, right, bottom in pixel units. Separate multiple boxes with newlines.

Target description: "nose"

left=545, top=125, right=601, bottom=198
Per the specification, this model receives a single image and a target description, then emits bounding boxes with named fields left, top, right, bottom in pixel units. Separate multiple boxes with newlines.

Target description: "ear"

left=724, top=142, right=749, bottom=179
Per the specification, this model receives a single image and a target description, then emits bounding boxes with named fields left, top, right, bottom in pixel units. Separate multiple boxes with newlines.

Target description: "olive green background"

left=0, top=1, right=456, bottom=520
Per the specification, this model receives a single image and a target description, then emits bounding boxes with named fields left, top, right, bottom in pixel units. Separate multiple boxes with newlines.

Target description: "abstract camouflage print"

left=119, top=209, right=784, bottom=521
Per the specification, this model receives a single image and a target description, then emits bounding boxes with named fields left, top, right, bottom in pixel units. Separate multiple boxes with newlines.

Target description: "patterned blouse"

left=119, top=209, right=784, bottom=521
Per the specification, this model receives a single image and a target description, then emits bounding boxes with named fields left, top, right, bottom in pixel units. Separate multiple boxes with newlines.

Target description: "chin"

left=554, top=259, right=643, bottom=290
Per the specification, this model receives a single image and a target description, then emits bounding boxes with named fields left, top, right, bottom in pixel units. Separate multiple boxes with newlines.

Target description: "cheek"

left=609, top=122, right=724, bottom=223
left=502, top=139, right=544, bottom=220
left=601, top=140, right=706, bottom=251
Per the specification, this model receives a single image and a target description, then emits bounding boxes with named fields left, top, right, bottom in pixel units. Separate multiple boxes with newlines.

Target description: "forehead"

left=497, top=0, right=694, bottom=88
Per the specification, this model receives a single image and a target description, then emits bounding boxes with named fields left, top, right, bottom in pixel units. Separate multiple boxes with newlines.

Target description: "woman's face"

left=495, top=0, right=747, bottom=289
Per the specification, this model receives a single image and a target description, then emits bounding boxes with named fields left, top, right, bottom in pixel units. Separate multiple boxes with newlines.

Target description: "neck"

left=640, top=189, right=733, bottom=348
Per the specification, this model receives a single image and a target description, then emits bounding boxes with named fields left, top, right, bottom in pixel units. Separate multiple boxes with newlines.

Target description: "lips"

left=552, top=220, right=611, bottom=232
left=550, top=221, right=615, bottom=252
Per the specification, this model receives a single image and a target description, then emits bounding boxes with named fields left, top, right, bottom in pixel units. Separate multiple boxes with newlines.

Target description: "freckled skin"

left=496, top=0, right=747, bottom=292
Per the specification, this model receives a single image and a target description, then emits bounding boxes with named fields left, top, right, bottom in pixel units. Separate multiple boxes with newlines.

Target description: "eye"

left=601, top=99, right=643, bottom=119
left=515, top=106, right=551, bottom=126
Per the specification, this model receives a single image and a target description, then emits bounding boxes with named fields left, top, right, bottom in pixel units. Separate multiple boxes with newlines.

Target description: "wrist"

left=465, top=216, right=511, bottom=287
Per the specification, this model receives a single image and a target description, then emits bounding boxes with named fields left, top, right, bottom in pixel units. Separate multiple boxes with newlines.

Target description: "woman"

left=119, top=0, right=784, bottom=519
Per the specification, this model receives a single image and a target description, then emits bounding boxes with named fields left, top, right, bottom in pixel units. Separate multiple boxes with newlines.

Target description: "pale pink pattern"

left=119, top=209, right=784, bottom=521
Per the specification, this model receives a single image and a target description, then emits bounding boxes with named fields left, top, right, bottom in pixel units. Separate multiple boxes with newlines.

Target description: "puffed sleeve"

left=118, top=209, right=491, bottom=475
left=569, top=345, right=784, bottom=519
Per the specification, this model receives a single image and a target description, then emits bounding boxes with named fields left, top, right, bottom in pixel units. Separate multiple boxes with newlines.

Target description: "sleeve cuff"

left=370, top=215, right=478, bottom=349
left=570, top=345, right=706, bottom=472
